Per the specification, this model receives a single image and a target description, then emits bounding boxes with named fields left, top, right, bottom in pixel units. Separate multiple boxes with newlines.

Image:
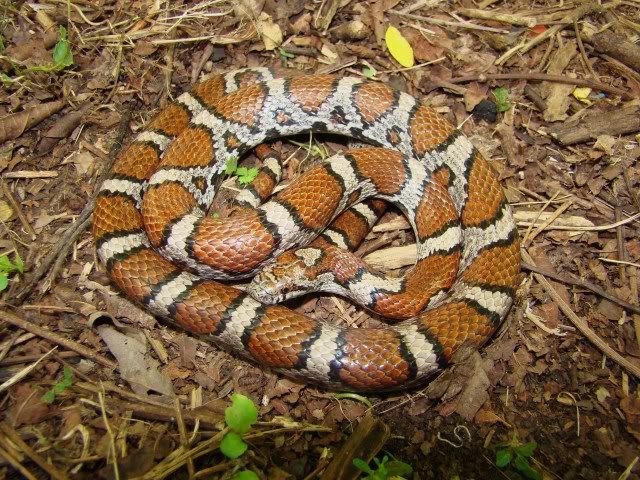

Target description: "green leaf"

left=514, top=441, right=537, bottom=458
left=42, top=390, right=56, bottom=404
left=352, top=458, right=374, bottom=475
left=0, top=255, right=13, bottom=272
left=495, top=448, right=513, bottom=467
left=225, top=157, right=238, bottom=175
left=220, top=432, right=248, bottom=459
left=61, top=367, right=74, bottom=387
left=385, top=460, right=413, bottom=476
left=0, top=35, right=5, bottom=52
left=41, top=366, right=74, bottom=403
left=514, top=454, right=542, bottom=480
left=278, top=48, right=295, bottom=59
left=13, top=252, right=24, bottom=273
left=236, top=167, right=259, bottom=185
left=0, top=73, right=15, bottom=87
left=233, top=471, right=259, bottom=480
left=52, top=26, right=73, bottom=70
left=362, top=66, right=377, bottom=79
left=0, top=274, right=8, bottom=291
left=492, top=87, right=511, bottom=112
left=225, top=393, right=258, bottom=434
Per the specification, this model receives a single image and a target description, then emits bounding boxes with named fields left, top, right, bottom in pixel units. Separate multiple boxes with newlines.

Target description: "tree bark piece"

left=591, top=30, right=640, bottom=72
left=320, top=413, right=390, bottom=480
left=547, top=104, right=640, bottom=145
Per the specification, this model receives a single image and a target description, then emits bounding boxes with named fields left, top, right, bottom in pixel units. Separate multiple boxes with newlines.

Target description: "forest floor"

left=1, top=0, right=640, bottom=479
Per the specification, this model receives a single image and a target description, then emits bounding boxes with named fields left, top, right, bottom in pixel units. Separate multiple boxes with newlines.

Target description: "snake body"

left=92, top=68, right=520, bottom=391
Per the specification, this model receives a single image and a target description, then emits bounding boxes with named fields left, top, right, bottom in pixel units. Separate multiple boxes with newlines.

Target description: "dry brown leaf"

left=257, top=12, right=283, bottom=50
left=0, top=100, right=66, bottom=143
left=93, top=320, right=174, bottom=397
left=0, top=199, right=13, bottom=222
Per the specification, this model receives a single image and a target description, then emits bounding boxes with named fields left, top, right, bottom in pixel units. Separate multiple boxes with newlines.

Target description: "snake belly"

left=92, top=68, right=520, bottom=391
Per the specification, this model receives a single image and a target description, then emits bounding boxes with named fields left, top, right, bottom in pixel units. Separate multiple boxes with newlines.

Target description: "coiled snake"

left=92, top=68, right=520, bottom=391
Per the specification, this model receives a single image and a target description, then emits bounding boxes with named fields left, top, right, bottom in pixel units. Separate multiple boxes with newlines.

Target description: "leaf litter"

left=0, top=0, right=639, bottom=478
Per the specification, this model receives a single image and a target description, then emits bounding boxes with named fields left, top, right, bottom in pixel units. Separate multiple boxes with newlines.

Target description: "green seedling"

left=362, top=66, right=377, bottom=79
left=353, top=454, right=413, bottom=480
left=0, top=251, right=24, bottom=291
left=492, top=86, right=511, bottom=112
left=225, top=157, right=259, bottom=185
left=220, top=393, right=258, bottom=459
left=0, top=25, right=74, bottom=87
left=278, top=48, right=295, bottom=60
left=42, top=367, right=74, bottom=403
left=289, top=137, right=329, bottom=160
left=51, top=26, right=74, bottom=71
left=495, top=435, right=541, bottom=480
left=232, top=471, right=259, bottom=480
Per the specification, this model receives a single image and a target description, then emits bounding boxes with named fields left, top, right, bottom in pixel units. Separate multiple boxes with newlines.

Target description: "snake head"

left=247, top=248, right=322, bottom=303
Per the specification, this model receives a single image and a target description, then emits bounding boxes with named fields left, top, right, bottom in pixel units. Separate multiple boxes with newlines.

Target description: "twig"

left=99, top=385, right=120, bottom=480
left=521, top=263, right=640, bottom=316
left=456, top=7, right=536, bottom=27
left=448, top=72, right=633, bottom=99
left=0, top=423, right=68, bottom=480
left=615, top=206, right=627, bottom=283
left=174, top=398, right=195, bottom=479
left=389, top=10, right=510, bottom=33
left=0, top=309, right=117, bottom=369
left=0, top=350, right=78, bottom=367
left=0, top=444, right=39, bottom=480
left=12, top=111, right=131, bottom=301
left=320, top=412, right=390, bottom=480
left=522, top=250, right=640, bottom=379
left=574, top=20, right=598, bottom=80
left=1, top=179, right=36, bottom=240
left=0, top=347, right=56, bottom=393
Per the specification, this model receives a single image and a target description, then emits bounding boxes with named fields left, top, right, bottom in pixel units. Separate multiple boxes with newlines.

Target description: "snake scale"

left=92, top=67, right=520, bottom=391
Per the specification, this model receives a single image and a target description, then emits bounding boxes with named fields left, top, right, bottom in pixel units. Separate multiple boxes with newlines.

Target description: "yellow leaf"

left=0, top=200, right=12, bottom=222
left=385, top=26, right=415, bottom=68
left=572, top=87, right=592, bottom=105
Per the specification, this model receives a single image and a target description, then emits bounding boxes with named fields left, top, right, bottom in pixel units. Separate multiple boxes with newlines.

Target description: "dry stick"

left=456, top=7, right=537, bottom=27
left=0, top=350, right=78, bottom=367
left=12, top=111, right=132, bottom=302
left=43, top=216, right=92, bottom=292
left=574, top=20, right=598, bottom=80
left=0, top=179, right=36, bottom=240
left=174, top=398, right=195, bottom=480
left=0, top=444, right=39, bottom=480
left=448, top=72, right=634, bottom=99
left=0, top=423, right=68, bottom=480
left=389, top=9, right=510, bottom=33
left=522, top=250, right=640, bottom=379
left=521, top=263, right=640, bottom=316
left=615, top=206, right=627, bottom=284
left=0, top=309, right=117, bottom=369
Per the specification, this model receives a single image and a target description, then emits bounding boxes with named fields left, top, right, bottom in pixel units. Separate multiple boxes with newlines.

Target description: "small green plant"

left=492, top=86, right=511, bottom=112
left=51, top=26, right=74, bottom=71
left=353, top=454, right=413, bottom=480
left=362, top=65, right=377, bottom=79
left=289, top=137, right=329, bottom=160
left=0, top=251, right=24, bottom=291
left=220, top=393, right=258, bottom=459
left=495, top=435, right=541, bottom=480
left=278, top=47, right=295, bottom=60
left=232, top=470, right=259, bottom=480
left=225, top=157, right=260, bottom=186
left=42, top=367, right=74, bottom=403
left=0, top=25, right=74, bottom=87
